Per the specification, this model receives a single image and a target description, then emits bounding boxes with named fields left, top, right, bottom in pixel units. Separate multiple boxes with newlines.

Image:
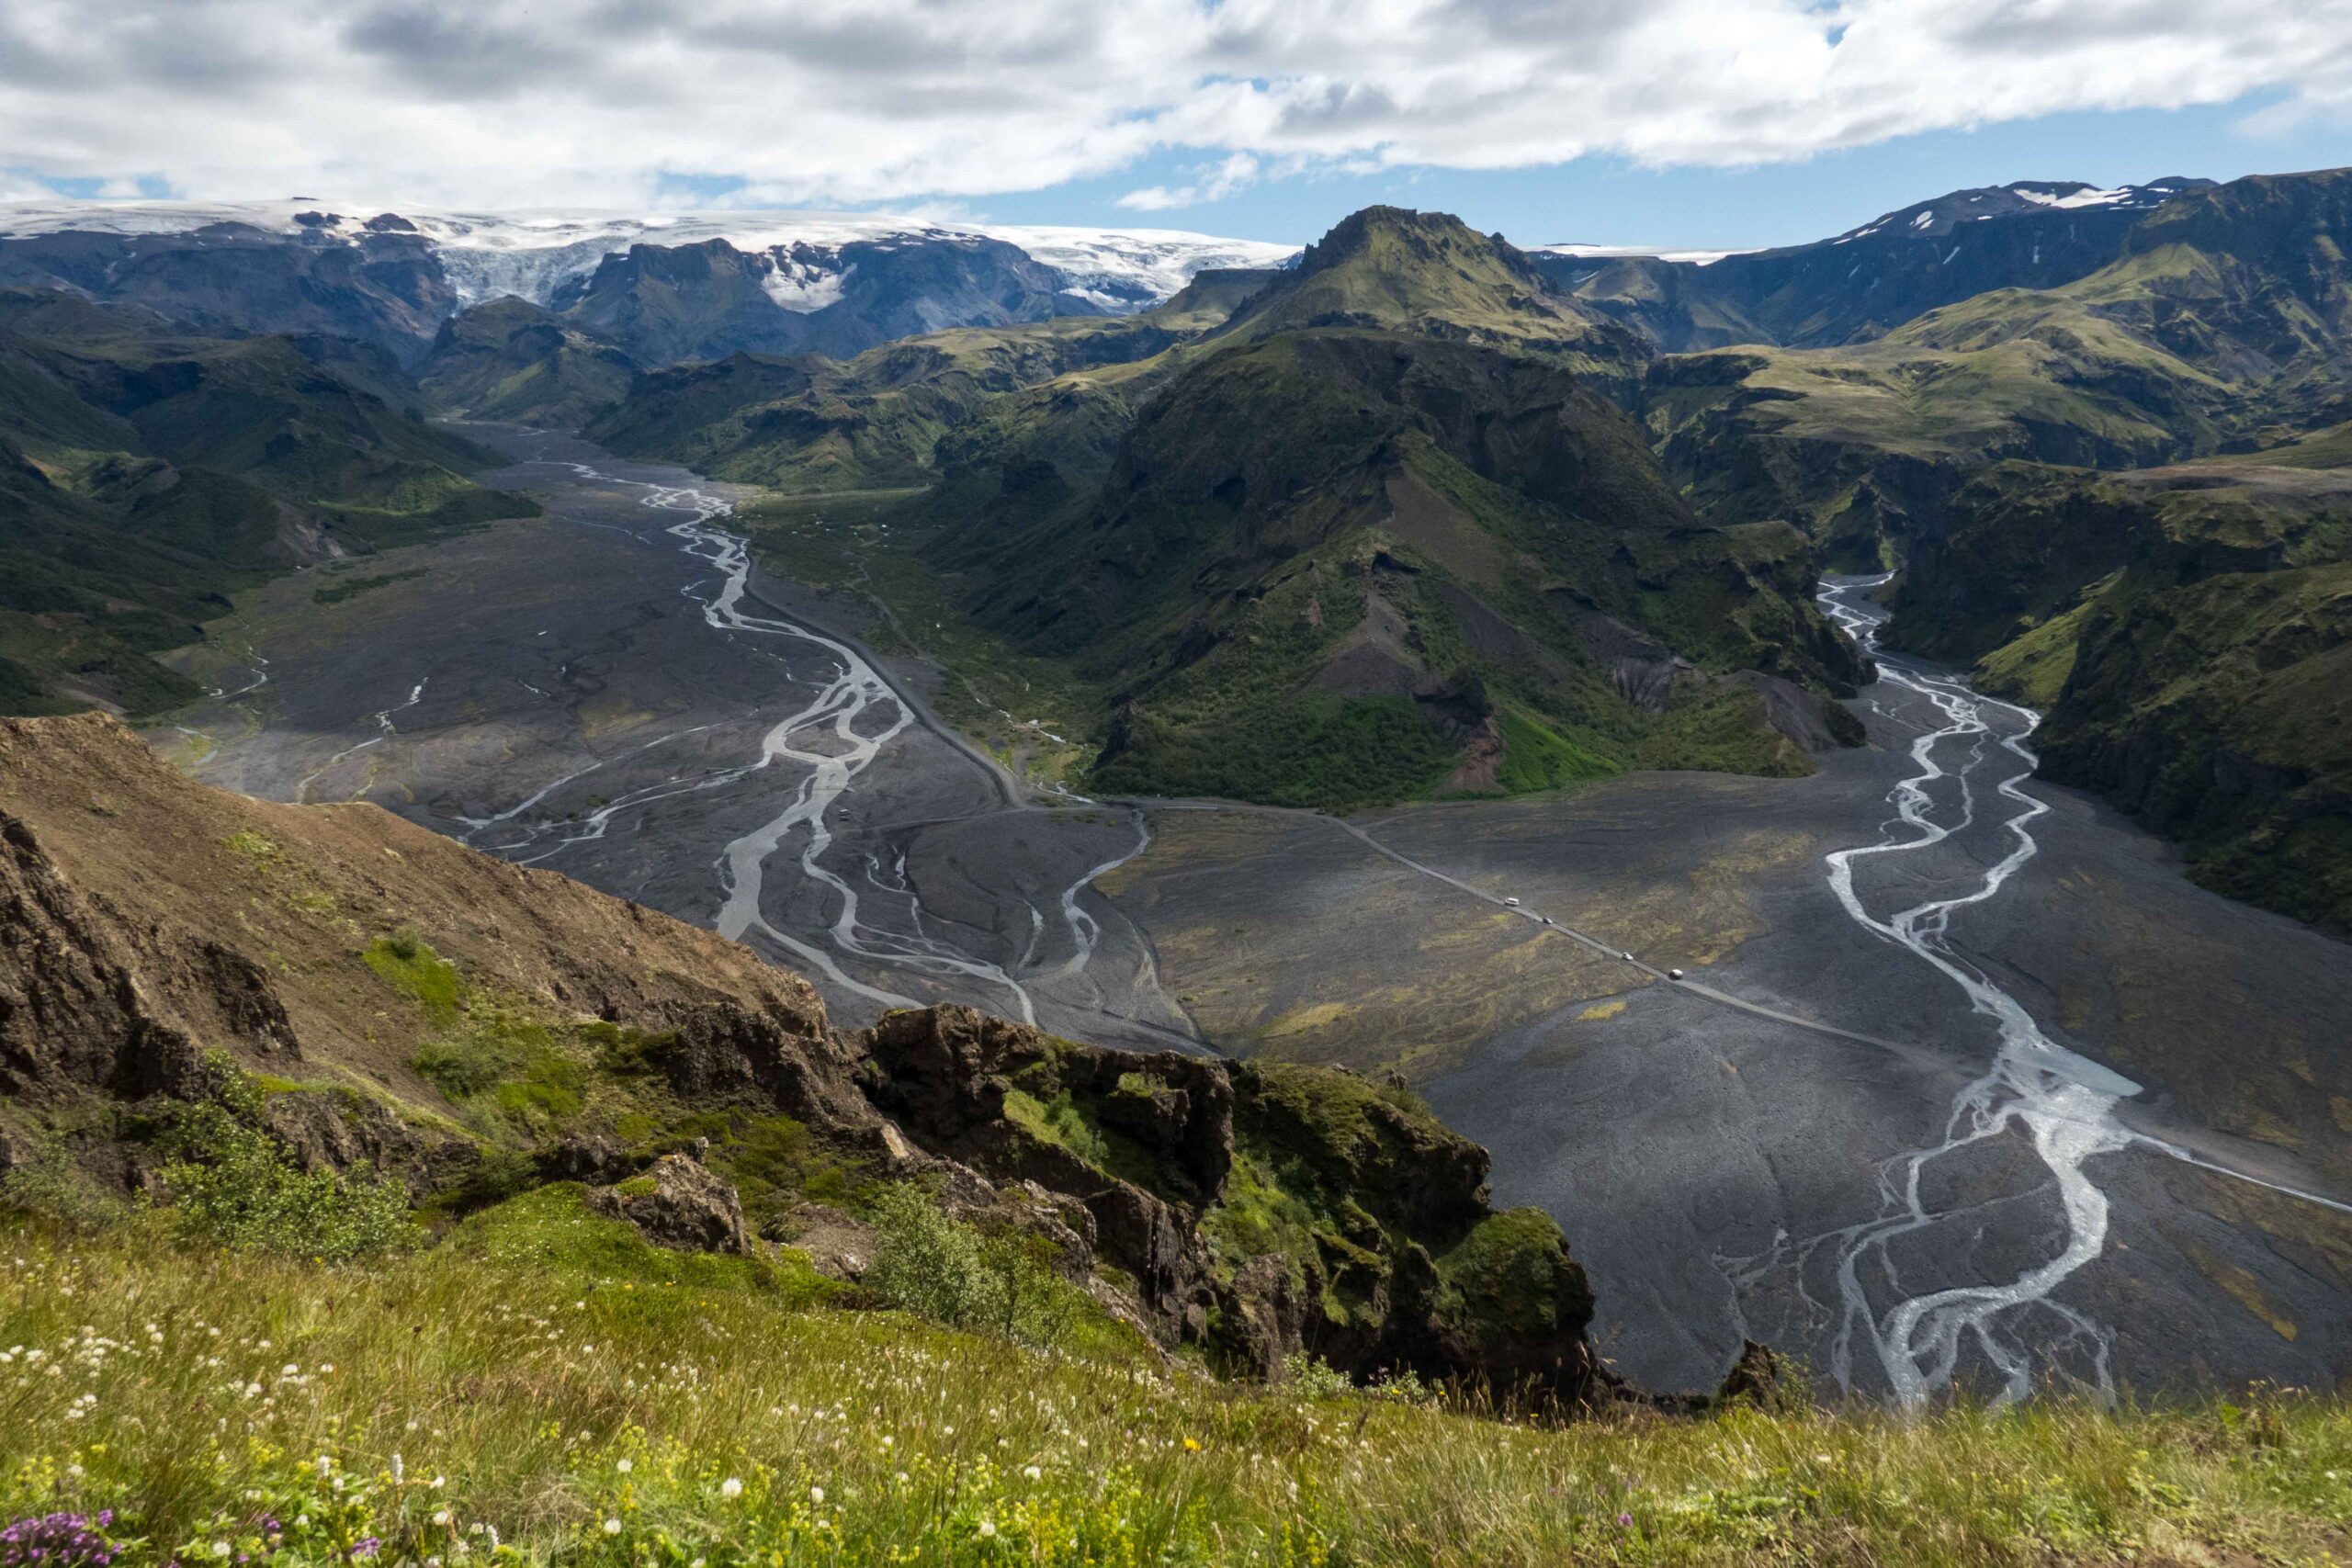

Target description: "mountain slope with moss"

left=925, top=326, right=1863, bottom=807
left=594, top=211, right=1864, bottom=810
left=0, top=288, right=535, bottom=716
left=1647, top=167, right=2352, bottom=567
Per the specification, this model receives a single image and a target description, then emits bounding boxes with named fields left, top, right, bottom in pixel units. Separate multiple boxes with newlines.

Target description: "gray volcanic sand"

left=161, top=428, right=1192, bottom=1052
left=1106, top=647, right=2352, bottom=1398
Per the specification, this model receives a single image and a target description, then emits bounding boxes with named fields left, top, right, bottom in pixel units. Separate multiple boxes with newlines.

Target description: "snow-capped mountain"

left=0, top=199, right=1295, bottom=314
left=1542, top=175, right=2217, bottom=352
left=1533, top=243, right=1747, bottom=266
left=1822, top=178, right=2211, bottom=245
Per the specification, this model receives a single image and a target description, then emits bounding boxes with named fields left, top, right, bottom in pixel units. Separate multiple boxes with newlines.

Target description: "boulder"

left=765, top=1201, right=876, bottom=1280
left=587, top=1153, right=751, bottom=1254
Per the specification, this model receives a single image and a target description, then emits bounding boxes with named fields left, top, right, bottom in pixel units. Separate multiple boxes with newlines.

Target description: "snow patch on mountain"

left=1536, top=243, right=1747, bottom=265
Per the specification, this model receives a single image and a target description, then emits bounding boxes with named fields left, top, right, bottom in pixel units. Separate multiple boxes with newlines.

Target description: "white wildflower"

left=602, top=1518, right=622, bottom=1537
left=720, top=1478, right=742, bottom=1500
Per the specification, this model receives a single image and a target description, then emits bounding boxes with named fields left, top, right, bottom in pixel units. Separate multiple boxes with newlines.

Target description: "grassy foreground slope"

left=11, top=1211, right=2352, bottom=1567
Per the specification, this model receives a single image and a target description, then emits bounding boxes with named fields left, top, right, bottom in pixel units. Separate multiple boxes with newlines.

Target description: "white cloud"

left=1117, top=153, right=1261, bottom=211
left=2, top=0, right=2348, bottom=209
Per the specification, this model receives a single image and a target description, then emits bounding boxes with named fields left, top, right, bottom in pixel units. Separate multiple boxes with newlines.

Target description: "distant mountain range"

left=0, top=200, right=1296, bottom=367
left=1538, top=178, right=2219, bottom=350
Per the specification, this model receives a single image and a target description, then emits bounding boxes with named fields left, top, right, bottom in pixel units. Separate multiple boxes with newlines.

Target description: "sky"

left=6, top=0, right=2352, bottom=250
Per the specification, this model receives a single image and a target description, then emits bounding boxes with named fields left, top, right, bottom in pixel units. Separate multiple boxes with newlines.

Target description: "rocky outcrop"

left=1, top=807, right=271, bottom=1101
left=855, top=1004, right=1616, bottom=1405
left=588, top=1152, right=751, bottom=1255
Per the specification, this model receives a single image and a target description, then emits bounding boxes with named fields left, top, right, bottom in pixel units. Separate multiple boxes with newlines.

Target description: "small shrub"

left=157, top=1053, right=413, bottom=1260
left=1283, top=1352, right=1355, bottom=1400
left=860, top=1182, right=1077, bottom=1348
left=410, top=1035, right=513, bottom=1099
left=0, top=1134, right=121, bottom=1230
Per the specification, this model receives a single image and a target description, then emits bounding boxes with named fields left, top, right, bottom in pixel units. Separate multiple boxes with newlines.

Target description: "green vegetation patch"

left=1093, top=691, right=1459, bottom=812
left=363, top=929, right=462, bottom=1025
left=312, top=567, right=430, bottom=604
left=17, top=1174, right=2352, bottom=1562
left=154, top=1052, right=412, bottom=1260
left=1493, top=705, right=1619, bottom=794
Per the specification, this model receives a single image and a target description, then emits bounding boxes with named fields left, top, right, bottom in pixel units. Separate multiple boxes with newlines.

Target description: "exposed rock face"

left=588, top=1153, right=752, bottom=1255
left=0, top=224, right=460, bottom=362
left=0, top=713, right=849, bottom=1112
left=857, top=1003, right=1614, bottom=1404
left=766, top=1201, right=876, bottom=1280
left=1, top=806, right=271, bottom=1101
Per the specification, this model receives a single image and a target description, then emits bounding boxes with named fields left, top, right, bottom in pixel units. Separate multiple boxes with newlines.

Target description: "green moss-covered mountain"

left=591, top=209, right=1866, bottom=810
left=0, top=288, right=534, bottom=715
left=413, top=297, right=639, bottom=424
left=1877, top=439, right=2352, bottom=931
left=1570, top=167, right=2351, bottom=931
left=1647, top=168, right=2352, bottom=566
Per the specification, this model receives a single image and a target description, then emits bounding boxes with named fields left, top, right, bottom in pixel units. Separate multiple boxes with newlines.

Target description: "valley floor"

left=145, top=430, right=2352, bottom=1407
left=10, top=1205, right=2352, bottom=1567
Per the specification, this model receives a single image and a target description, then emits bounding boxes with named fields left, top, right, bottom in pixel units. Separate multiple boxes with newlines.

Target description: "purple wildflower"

left=1, top=1514, right=126, bottom=1568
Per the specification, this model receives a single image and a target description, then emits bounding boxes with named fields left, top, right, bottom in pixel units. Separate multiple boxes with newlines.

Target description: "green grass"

left=1973, top=590, right=2104, bottom=708
left=1092, top=690, right=1461, bottom=812
left=1493, top=705, right=1619, bottom=794
left=364, top=931, right=464, bottom=1026
left=11, top=1209, right=2352, bottom=1564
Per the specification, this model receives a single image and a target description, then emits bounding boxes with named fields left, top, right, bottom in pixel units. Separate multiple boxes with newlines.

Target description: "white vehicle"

left=1622, top=952, right=1635, bottom=962
left=1668, top=967, right=1685, bottom=981
left=1503, top=897, right=1521, bottom=907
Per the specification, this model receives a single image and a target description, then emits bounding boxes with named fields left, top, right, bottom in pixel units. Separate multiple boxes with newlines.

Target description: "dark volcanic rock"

left=858, top=1003, right=1617, bottom=1404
